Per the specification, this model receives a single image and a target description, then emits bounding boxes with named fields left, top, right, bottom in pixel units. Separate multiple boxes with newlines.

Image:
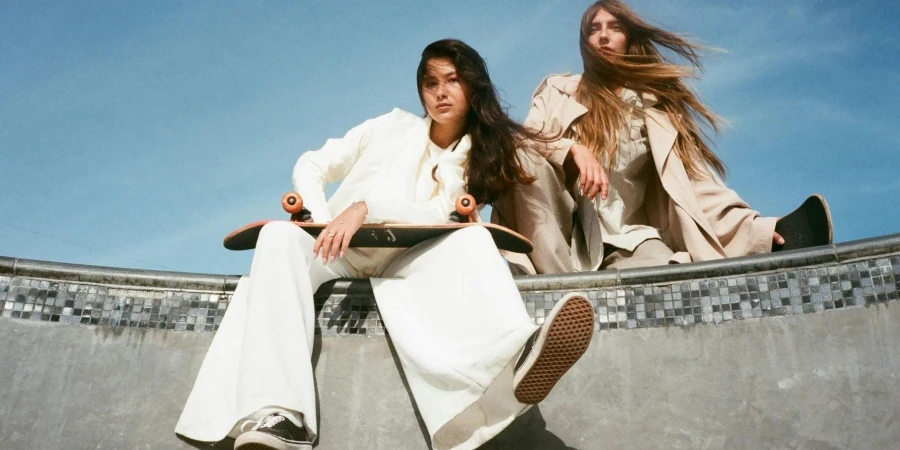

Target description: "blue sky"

left=2, top=0, right=898, bottom=275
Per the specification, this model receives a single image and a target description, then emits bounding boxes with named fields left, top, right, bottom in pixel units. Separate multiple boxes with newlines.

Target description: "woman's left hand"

left=313, top=202, right=368, bottom=264
left=773, top=231, right=785, bottom=246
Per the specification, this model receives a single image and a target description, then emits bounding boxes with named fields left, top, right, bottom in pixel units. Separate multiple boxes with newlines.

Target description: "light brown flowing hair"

left=573, top=0, right=726, bottom=179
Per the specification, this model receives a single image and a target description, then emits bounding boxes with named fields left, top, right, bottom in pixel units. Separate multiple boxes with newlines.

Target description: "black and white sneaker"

left=234, top=413, right=312, bottom=450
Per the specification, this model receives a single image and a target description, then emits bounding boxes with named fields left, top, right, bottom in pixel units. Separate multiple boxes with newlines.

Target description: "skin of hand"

left=313, top=202, right=368, bottom=263
left=773, top=231, right=785, bottom=246
left=568, top=143, right=609, bottom=201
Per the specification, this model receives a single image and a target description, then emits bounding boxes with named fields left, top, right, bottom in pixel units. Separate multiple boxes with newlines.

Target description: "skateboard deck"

left=773, top=194, right=833, bottom=251
left=224, top=220, right=534, bottom=254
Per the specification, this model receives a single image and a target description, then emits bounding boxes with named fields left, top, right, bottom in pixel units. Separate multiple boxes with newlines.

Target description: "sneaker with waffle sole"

left=234, top=413, right=312, bottom=450
left=513, top=292, right=595, bottom=404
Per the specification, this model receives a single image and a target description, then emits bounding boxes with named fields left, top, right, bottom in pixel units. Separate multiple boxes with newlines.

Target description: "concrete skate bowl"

left=1, top=234, right=899, bottom=449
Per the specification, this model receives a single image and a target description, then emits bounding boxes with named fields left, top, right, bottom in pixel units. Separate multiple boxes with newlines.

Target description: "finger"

left=599, top=169, right=609, bottom=200
left=340, top=229, right=353, bottom=258
left=582, top=174, right=594, bottom=199
left=593, top=167, right=604, bottom=198
left=774, top=231, right=785, bottom=245
left=583, top=174, right=594, bottom=200
left=587, top=168, right=601, bottom=200
left=329, top=230, right=344, bottom=262
left=313, top=231, right=324, bottom=258
left=578, top=167, right=589, bottom=194
left=319, top=230, right=335, bottom=264
left=585, top=166, right=599, bottom=199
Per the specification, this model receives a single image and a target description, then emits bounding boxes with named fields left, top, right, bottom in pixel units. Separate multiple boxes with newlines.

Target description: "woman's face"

left=588, top=8, right=628, bottom=55
left=421, top=57, right=470, bottom=128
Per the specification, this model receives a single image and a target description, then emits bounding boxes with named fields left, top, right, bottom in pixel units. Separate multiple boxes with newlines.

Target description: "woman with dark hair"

left=174, top=39, right=595, bottom=450
left=493, top=0, right=830, bottom=274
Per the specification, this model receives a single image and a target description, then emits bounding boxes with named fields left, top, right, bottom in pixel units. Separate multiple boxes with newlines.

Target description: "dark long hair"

left=575, top=0, right=726, bottom=179
left=416, top=39, right=540, bottom=205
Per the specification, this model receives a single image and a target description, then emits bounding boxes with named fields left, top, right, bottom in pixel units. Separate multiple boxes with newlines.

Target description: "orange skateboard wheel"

left=282, top=192, right=304, bottom=214
left=455, top=194, right=477, bottom=222
left=455, top=194, right=476, bottom=216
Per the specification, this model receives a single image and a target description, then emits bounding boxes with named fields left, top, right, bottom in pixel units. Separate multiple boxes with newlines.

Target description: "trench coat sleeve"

left=292, top=117, right=379, bottom=222
left=691, top=168, right=778, bottom=257
left=364, top=143, right=469, bottom=225
left=523, top=78, right=576, bottom=169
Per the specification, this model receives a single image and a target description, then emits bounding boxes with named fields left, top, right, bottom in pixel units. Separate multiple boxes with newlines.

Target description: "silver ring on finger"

left=326, top=231, right=335, bottom=238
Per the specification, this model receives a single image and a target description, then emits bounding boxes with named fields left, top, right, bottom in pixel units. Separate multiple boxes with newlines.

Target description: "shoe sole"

left=235, top=431, right=312, bottom=450
left=513, top=293, right=595, bottom=404
left=774, top=194, right=833, bottom=251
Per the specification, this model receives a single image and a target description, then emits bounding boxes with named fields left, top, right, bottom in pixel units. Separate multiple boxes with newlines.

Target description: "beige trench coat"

left=492, top=73, right=777, bottom=275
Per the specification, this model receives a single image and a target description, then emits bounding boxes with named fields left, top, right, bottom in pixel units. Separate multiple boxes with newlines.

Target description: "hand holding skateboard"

left=314, top=201, right=369, bottom=263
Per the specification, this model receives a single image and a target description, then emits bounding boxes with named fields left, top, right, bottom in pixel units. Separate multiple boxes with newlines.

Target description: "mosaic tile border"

left=2, top=255, right=898, bottom=335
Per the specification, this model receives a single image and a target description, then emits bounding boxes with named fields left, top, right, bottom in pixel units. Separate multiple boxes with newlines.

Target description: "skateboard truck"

left=281, top=192, right=479, bottom=224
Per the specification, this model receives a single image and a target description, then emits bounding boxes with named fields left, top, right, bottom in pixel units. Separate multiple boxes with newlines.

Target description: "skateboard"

left=773, top=194, right=833, bottom=251
left=223, top=193, right=533, bottom=254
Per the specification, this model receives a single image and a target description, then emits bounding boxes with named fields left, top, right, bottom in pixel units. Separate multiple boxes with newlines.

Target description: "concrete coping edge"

left=2, top=232, right=899, bottom=292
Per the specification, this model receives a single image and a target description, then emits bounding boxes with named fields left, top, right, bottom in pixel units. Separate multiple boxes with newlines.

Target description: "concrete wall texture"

left=1, top=234, right=899, bottom=449
left=1, top=304, right=897, bottom=449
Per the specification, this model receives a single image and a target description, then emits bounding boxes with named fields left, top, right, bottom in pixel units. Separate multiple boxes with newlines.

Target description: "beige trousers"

left=492, top=148, right=602, bottom=275
left=601, top=239, right=674, bottom=270
left=175, top=222, right=537, bottom=450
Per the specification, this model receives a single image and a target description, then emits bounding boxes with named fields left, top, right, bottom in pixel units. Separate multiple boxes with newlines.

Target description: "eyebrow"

left=592, top=19, right=620, bottom=26
left=425, top=69, right=457, bottom=79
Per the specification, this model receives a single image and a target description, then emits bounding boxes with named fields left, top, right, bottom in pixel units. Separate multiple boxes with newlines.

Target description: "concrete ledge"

left=0, top=256, right=237, bottom=292
left=3, top=235, right=899, bottom=334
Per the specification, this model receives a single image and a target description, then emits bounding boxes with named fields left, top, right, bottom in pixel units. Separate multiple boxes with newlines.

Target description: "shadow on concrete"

left=176, top=434, right=233, bottom=449
left=478, top=406, right=577, bottom=450
left=385, top=334, right=434, bottom=447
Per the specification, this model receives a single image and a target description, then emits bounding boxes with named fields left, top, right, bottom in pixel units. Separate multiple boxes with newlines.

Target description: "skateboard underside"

left=224, top=220, right=533, bottom=253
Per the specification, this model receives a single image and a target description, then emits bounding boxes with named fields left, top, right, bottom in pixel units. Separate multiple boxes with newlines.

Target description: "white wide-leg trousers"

left=175, top=222, right=538, bottom=450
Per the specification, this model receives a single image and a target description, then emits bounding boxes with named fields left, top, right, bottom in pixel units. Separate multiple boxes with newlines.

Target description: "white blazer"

left=292, top=109, right=471, bottom=224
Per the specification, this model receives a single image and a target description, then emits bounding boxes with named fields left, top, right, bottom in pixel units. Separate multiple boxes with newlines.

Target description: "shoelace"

left=252, top=414, right=285, bottom=431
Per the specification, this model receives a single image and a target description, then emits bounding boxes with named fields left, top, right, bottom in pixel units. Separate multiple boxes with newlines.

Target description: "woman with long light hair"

left=493, top=0, right=830, bottom=274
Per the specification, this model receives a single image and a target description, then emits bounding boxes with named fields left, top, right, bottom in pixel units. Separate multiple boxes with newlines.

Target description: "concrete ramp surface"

left=1, top=234, right=899, bottom=449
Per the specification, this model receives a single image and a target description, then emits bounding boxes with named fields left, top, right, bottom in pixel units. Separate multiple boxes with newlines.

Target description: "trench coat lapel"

left=550, top=75, right=588, bottom=133
left=643, top=103, right=721, bottom=246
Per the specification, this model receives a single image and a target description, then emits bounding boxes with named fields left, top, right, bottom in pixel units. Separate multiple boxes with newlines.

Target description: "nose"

left=597, top=28, right=610, bottom=43
left=435, top=83, right=447, bottom=99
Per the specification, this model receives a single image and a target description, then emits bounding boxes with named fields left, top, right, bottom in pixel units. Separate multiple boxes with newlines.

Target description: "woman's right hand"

left=569, top=143, right=608, bottom=200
